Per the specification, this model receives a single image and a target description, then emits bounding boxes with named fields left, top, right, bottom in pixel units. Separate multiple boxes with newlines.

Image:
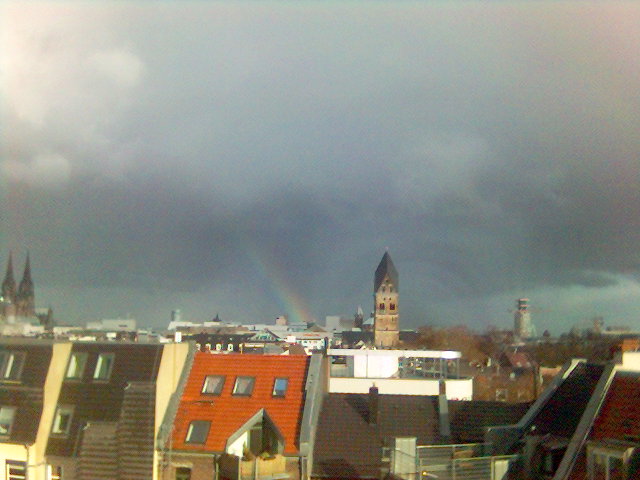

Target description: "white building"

left=327, top=348, right=473, bottom=400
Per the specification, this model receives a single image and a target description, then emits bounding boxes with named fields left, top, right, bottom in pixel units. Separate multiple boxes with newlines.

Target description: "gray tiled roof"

left=312, top=393, right=529, bottom=479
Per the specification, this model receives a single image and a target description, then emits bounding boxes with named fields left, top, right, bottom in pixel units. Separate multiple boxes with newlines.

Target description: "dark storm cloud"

left=2, top=2, right=640, bottom=330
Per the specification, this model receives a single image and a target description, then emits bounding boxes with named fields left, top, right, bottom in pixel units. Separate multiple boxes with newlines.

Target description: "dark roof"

left=313, top=394, right=531, bottom=479
left=529, top=362, right=605, bottom=437
left=374, top=252, right=398, bottom=292
left=46, top=342, right=164, bottom=457
left=0, top=340, right=53, bottom=444
left=448, top=401, right=531, bottom=444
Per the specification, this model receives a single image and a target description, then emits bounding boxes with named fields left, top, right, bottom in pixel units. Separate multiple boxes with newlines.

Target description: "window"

left=47, top=465, right=62, bottom=480
left=227, top=344, right=234, bottom=351
left=379, top=303, right=385, bottom=310
left=215, top=344, right=222, bottom=351
left=185, top=420, right=210, bottom=444
left=495, top=389, right=507, bottom=402
left=390, top=303, right=396, bottom=311
left=588, top=442, right=634, bottom=480
left=0, top=407, right=16, bottom=436
left=52, top=405, right=74, bottom=435
left=272, top=378, right=288, bottom=397
left=232, top=376, right=255, bottom=396
left=5, top=460, right=26, bottom=480
left=65, top=352, right=88, bottom=379
left=201, top=375, right=225, bottom=395
left=93, top=353, right=114, bottom=381
left=175, top=467, right=191, bottom=480
left=0, top=352, right=25, bottom=381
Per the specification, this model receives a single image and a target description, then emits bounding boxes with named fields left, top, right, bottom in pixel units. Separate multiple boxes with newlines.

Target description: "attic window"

left=185, top=420, right=210, bottom=444
left=93, top=353, right=114, bottom=381
left=0, top=406, right=16, bottom=436
left=0, top=352, right=25, bottom=381
left=202, top=375, right=225, bottom=395
left=272, top=378, right=288, bottom=397
left=65, top=352, right=88, bottom=379
left=52, top=405, right=74, bottom=435
left=232, top=376, right=255, bottom=396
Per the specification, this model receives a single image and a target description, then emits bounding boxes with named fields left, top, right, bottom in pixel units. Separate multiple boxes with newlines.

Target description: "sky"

left=1, top=1, right=639, bottom=334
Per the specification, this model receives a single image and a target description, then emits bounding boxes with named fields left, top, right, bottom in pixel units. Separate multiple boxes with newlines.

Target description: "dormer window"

left=0, top=352, right=25, bottom=381
left=232, top=376, right=255, bottom=396
left=0, top=406, right=16, bottom=436
left=93, top=353, right=114, bottom=381
left=201, top=375, right=225, bottom=395
left=65, top=352, right=88, bottom=379
left=52, top=405, right=74, bottom=435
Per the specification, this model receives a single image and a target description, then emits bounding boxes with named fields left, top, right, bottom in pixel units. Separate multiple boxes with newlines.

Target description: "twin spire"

left=1, top=252, right=36, bottom=318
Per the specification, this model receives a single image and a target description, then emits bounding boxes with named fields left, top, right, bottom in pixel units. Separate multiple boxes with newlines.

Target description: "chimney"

left=368, top=385, right=379, bottom=425
left=438, top=380, right=451, bottom=441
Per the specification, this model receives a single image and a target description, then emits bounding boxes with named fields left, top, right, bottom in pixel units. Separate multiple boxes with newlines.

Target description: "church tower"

left=1, top=253, right=17, bottom=319
left=16, top=253, right=35, bottom=318
left=373, top=252, right=399, bottom=348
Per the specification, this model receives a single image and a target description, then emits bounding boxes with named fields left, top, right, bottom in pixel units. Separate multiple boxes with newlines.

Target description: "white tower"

left=514, top=298, right=535, bottom=339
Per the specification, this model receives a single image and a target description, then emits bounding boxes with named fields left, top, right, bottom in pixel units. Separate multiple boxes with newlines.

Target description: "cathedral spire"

left=1, top=252, right=16, bottom=302
left=20, top=252, right=33, bottom=289
left=17, top=252, right=35, bottom=317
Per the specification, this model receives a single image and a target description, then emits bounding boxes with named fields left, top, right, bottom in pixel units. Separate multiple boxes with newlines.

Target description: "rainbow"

left=243, top=242, right=315, bottom=325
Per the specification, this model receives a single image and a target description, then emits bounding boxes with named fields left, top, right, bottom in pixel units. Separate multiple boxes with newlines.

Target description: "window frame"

left=185, top=420, right=211, bottom=444
left=201, top=375, right=225, bottom=395
left=175, top=466, right=191, bottom=480
left=51, top=405, right=74, bottom=436
left=5, top=460, right=26, bottom=480
left=0, top=406, right=17, bottom=437
left=232, top=376, right=255, bottom=396
left=272, top=377, right=288, bottom=397
left=0, top=352, right=26, bottom=382
left=65, top=352, right=88, bottom=380
left=93, top=352, right=115, bottom=381
left=47, top=465, right=62, bottom=480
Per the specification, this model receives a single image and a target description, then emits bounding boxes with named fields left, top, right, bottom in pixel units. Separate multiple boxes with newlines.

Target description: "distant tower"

left=1, top=253, right=18, bottom=320
left=373, top=252, right=399, bottom=348
left=15, top=253, right=35, bottom=317
left=514, top=298, right=534, bottom=339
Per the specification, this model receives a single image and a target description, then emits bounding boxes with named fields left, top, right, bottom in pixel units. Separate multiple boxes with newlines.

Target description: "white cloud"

left=2, top=154, right=72, bottom=187
left=89, top=49, right=145, bottom=89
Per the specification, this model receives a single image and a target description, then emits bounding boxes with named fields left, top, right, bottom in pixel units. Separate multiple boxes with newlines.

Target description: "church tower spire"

left=1, top=252, right=17, bottom=303
left=373, top=251, right=399, bottom=348
left=16, top=252, right=35, bottom=317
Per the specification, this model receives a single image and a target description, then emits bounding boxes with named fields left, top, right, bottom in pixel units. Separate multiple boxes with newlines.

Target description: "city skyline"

left=1, top=2, right=639, bottom=332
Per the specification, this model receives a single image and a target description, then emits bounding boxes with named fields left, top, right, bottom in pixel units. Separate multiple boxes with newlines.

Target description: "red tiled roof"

left=171, top=353, right=309, bottom=455
left=590, top=372, right=640, bottom=441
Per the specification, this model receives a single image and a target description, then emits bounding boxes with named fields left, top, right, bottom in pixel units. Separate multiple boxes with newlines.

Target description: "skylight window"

left=185, top=420, right=210, bottom=444
left=272, top=378, right=288, bottom=397
left=232, top=376, right=255, bottom=396
left=0, top=352, right=25, bottom=381
left=201, top=375, right=225, bottom=395
left=93, top=353, right=114, bottom=381
left=65, top=352, right=88, bottom=379
left=0, top=406, right=16, bottom=436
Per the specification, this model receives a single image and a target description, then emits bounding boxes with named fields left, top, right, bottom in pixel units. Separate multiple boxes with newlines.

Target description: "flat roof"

left=327, top=348, right=461, bottom=359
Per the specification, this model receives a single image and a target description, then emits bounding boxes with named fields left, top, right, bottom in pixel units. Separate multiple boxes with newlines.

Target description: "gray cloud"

left=2, top=2, right=639, bottom=332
